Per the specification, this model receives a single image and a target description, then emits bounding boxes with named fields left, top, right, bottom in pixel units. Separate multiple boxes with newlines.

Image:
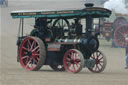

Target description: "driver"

left=35, top=18, right=48, bottom=33
left=69, top=18, right=82, bottom=36
left=74, top=19, right=82, bottom=35
left=34, top=18, right=53, bottom=42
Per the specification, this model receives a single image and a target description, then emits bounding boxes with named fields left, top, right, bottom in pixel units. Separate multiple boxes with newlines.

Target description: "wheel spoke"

left=95, top=52, right=97, bottom=59
left=23, top=47, right=29, bottom=51
left=34, top=53, right=40, bottom=56
left=75, top=59, right=80, bottom=62
left=31, top=41, right=35, bottom=50
left=68, top=53, right=71, bottom=56
left=22, top=56, right=29, bottom=59
left=30, top=60, right=34, bottom=68
left=71, top=52, right=75, bottom=60
left=75, top=63, right=79, bottom=68
left=97, top=52, right=101, bottom=59
left=27, top=43, right=30, bottom=49
left=96, top=64, right=100, bottom=71
left=74, top=62, right=80, bottom=66
left=32, top=57, right=38, bottom=64
left=69, top=63, right=72, bottom=67
left=66, top=58, right=71, bottom=61
left=67, top=62, right=71, bottom=67
left=36, top=49, right=40, bottom=53
left=26, top=58, right=32, bottom=67
left=99, top=57, right=103, bottom=61
left=73, top=53, right=76, bottom=60
left=25, top=57, right=29, bottom=64
left=66, top=60, right=71, bottom=68
left=75, top=53, right=78, bottom=57
left=27, top=40, right=31, bottom=48
left=100, top=61, right=104, bottom=63
left=32, top=46, right=39, bottom=52
left=118, top=31, right=125, bottom=38
left=99, top=63, right=103, bottom=67
left=36, top=56, right=39, bottom=61
left=28, top=40, right=31, bottom=45
left=94, top=65, right=97, bottom=71
left=73, top=64, right=76, bottom=72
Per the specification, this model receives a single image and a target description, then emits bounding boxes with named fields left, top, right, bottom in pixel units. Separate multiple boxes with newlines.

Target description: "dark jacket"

left=126, top=44, right=128, bottom=55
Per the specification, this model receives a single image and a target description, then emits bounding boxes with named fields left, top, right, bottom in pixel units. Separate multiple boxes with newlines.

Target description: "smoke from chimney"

left=104, top=0, right=128, bottom=14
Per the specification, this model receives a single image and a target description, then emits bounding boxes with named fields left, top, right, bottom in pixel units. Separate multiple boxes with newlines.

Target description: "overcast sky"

left=8, top=0, right=86, bottom=9
left=8, top=0, right=85, bottom=1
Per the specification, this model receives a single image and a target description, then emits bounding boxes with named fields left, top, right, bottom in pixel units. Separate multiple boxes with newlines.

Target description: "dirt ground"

left=0, top=1, right=128, bottom=85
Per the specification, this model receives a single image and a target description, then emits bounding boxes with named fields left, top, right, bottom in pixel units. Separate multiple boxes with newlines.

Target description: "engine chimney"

left=85, top=3, right=94, bottom=8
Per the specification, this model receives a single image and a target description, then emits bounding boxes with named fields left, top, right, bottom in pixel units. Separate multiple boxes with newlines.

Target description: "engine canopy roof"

left=11, top=7, right=111, bottom=19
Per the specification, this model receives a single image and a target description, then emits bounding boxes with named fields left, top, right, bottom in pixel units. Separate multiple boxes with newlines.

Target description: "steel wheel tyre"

left=19, top=36, right=46, bottom=71
left=63, top=49, right=84, bottom=73
left=50, top=65, right=65, bottom=71
left=114, top=24, right=128, bottom=48
left=88, top=50, right=107, bottom=73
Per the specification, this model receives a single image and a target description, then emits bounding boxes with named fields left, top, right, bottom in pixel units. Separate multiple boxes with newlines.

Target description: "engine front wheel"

left=19, top=36, right=46, bottom=71
left=63, top=49, right=84, bottom=73
left=88, top=50, right=107, bottom=73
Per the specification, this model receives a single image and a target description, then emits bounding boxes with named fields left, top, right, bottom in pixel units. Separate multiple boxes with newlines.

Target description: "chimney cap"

left=85, top=3, right=94, bottom=7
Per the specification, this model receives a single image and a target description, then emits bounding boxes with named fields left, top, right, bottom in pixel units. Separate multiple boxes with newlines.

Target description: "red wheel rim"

left=113, top=17, right=127, bottom=28
left=114, top=24, right=128, bottom=47
left=19, top=37, right=40, bottom=71
left=89, top=51, right=105, bottom=73
left=64, top=49, right=82, bottom=73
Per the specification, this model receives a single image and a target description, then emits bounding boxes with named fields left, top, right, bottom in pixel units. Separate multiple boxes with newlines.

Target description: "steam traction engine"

left=11, top=4, right=111, bottom=73
left=98, top=14, right=128, bottom=48
left=112, top=15, right=128, bottom=48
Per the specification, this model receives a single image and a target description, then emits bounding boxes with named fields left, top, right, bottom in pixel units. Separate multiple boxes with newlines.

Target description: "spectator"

left=125, top=38, right=128, bottom=69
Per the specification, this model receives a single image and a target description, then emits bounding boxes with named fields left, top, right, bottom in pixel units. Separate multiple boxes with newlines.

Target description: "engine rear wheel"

left=88, top=50, right=107, bottom=73
left=63, top=49, right=84, bottom=73
left=19, top=36, right=46, bottom=71
left=114, top=24, right=128, bottom=48
left=113, top=17, right=127, bottom=29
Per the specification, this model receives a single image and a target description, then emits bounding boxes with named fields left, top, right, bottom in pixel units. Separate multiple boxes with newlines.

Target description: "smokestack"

left=104, top=0, right=128, bottom=14
left=84, top=3, right=94, bottom=7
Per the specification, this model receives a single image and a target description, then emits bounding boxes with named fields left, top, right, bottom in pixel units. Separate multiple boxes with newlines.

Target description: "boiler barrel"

left=55, top=36, right=99, bottom=52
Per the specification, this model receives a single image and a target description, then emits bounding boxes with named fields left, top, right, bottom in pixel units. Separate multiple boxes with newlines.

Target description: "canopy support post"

left=21, top=18, right=24, bottom=37
left=17, top=18, right=22, bottom=38
left=98, top=18, right=101, bottom=36
left=16, top=18, right=24, bottom=62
